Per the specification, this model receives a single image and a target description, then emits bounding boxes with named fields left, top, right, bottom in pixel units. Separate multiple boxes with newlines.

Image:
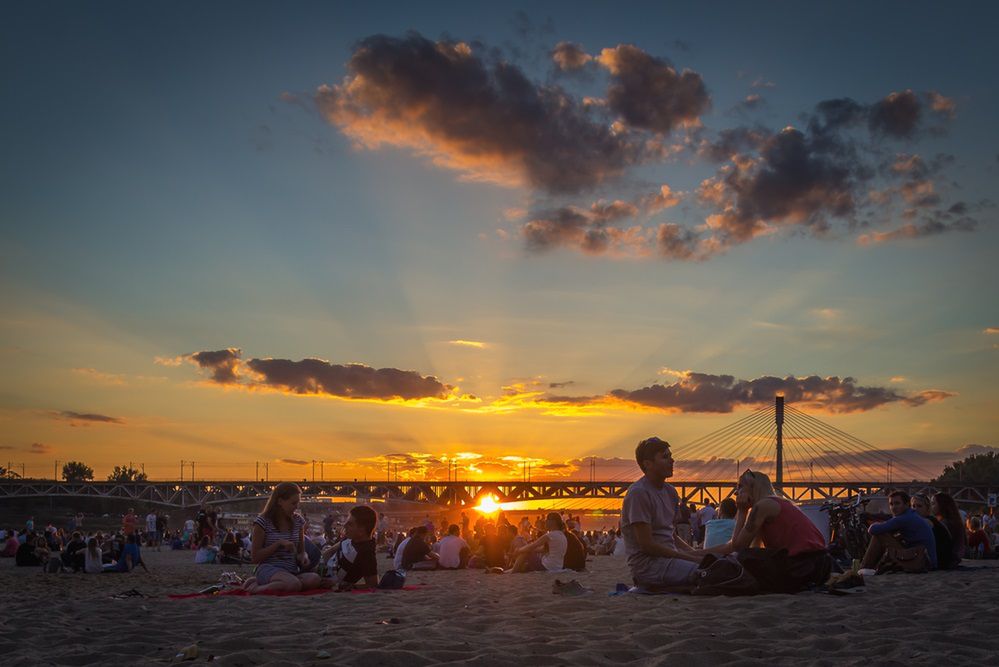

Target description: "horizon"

left=2, top=3, right=997, bottom=485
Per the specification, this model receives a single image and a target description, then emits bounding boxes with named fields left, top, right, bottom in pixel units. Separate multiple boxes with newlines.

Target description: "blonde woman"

left=242, top=482, right=323, bottom=593
left=701, top=470, right=830, bottom=592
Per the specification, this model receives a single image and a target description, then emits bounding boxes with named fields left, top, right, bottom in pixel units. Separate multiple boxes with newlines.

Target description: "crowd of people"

left=3, top=438, right=998, bottom=596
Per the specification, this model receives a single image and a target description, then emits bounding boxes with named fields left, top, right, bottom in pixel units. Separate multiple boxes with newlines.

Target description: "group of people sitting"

left=2, top=528, right=148, bottom=573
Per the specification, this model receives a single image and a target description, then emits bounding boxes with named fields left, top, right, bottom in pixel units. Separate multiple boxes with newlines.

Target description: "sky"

left=1, top=1, right=997, bottom=483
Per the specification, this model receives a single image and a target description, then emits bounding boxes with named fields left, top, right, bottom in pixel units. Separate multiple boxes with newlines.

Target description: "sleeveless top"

left=542, top=530, right=567, bottom=571
left=758, top=497, right=826, bottom=556
left=253, top=513, right=305, bottom=572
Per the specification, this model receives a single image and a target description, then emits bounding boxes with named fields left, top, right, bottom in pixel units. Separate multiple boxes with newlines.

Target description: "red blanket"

left=168, top=585, right=425, bottom=600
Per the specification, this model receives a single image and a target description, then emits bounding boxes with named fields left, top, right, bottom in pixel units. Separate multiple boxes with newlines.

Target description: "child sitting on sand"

left=242, top=482, right=323, bottom=594
left=322, top=505, right=379, bottom=588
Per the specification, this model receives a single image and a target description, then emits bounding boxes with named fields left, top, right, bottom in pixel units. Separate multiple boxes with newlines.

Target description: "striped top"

left=253, top=512, right=305, bottom=573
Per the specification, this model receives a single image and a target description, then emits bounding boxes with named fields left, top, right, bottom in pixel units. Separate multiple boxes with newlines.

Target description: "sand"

left=1, top=550, right=997, bottom=666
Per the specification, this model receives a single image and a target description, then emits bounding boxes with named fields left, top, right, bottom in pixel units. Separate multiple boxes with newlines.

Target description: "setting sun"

left=474, top=493, right=501, bottom=514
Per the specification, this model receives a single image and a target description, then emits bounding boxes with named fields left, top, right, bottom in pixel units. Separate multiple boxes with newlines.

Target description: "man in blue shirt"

left=860, top=490, right=937, bottom=571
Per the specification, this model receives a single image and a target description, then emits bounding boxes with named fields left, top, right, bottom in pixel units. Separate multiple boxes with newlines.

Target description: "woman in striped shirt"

left=243, top=482, right=324, bottom=593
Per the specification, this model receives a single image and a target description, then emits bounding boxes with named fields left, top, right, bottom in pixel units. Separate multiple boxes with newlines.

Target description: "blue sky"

left=1, top=2, right=996, bottom=480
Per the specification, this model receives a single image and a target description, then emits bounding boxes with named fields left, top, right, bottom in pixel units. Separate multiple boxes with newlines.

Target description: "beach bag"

left=378, top=569, right=405, bottom=589
left=692, top=554, right=759, bottom=596
left=877, top=545, right=928, bottom=574
left=564, top=531, right=587, bottom=571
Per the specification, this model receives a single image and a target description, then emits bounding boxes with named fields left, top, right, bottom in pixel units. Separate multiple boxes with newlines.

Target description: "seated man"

left=400, top=526, right=439, bottom=571
left=436, top=524, right=470, bottom=569
left=620, top=437, right=702, bottom=591
left=861, top=490, right=937, bottom=571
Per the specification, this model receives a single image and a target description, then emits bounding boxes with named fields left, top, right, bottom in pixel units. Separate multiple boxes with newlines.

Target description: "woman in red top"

left=701, top=470, right=831, bottom=592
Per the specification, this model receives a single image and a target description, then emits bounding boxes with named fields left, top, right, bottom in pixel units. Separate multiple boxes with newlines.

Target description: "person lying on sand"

left=241, top=482, right=323, bottom=594
left=619, top=437, right=702, bottom=591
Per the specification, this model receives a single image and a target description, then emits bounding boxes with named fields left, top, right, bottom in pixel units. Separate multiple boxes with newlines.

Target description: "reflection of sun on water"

left=474, top=494, right=501, bottom=514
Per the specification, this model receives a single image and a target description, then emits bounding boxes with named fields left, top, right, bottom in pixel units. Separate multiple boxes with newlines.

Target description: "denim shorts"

left=255, top=563, right=298, bottom=585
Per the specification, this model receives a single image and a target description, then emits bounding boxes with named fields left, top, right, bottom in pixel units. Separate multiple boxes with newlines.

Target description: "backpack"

left=563, top=531, right=587, bottom=571
left=377, top=569, right=406, bottom=589
left=691, top=554, right=759, bottom=596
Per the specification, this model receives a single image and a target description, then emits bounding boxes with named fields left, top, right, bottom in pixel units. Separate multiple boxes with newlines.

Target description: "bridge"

left=0, top=478, right=994, bottom=509
left=3, top=398, right=991, bottom=509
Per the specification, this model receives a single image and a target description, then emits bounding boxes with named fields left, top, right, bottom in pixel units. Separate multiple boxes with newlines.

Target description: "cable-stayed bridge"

left=1, top=398, right=993, bottom=509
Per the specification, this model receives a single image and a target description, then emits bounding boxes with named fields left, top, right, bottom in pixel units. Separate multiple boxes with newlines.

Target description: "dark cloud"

left=183, top=348, right=454, bottom=402
left=29, top=442, right=52, bottom=454
left=187, top=348, right=242, bottom=384
left=548, top=380, right=575, bottom=389
left=521, top=204, right=654, bottom=257
left=698, top=127, right=859, bottom=243
left=656, top=223, right=700, bottom=259
left=596, top=44, right=710, bottom=134
left=531, top=372, right=954, bottom=414
left=56, top=411, right=124, bottom=425
left=692, top=91, right=968, bottom=255
left=316, top=32, right=638, bottom=194
left=277, top=458, right=309, bottom=466
left=247, top=358, right=453, bottom=401
left=869, top=90, right=922, bottom=139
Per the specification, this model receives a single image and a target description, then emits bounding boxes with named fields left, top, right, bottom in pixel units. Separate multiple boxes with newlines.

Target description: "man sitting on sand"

left=860, top=490, right=937, bottom=572
left=401, top=526, right=439, bottom=570
left=620, top=437, right=701, bottom=591
left=324, top=505, right=379, bottom=588
left=436, top=524, right=470, bottom=570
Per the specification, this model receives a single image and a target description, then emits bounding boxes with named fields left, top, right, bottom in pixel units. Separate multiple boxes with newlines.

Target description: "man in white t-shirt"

left=436, top=524, right=470, bottom=569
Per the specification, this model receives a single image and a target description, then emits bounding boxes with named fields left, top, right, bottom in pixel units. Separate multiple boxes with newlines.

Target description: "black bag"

left=737, top=547, right=833, bottom=593
left=377, top=569, right=405, bottom=589
left=563, top=531, right=587, bottom=571
left=691, top=554, right=759, bottom=596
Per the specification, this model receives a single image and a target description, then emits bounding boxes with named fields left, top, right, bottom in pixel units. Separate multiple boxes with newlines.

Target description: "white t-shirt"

left=436, top=535, right=469, bottom=569
left=541, top=530, right=567, bottom=571
left=393, top=536, right=411, bottom=571
left=184, top=519, right=196, bottom=533
left=84, top=547, right=103, bottom=573
left=146, top=514, right=157, bottom=532
left=697, top=505, right=717, bottom=525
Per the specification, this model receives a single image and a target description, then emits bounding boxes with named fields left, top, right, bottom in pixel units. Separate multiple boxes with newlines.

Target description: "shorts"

left=524, top=552, right=546, bottom=572
left=631, top=556, right=698, bottom=589
left=255, top=563, right=298, bottom=585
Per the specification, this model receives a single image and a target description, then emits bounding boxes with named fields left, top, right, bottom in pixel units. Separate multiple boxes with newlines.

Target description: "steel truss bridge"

left=4, top=398, right=991, bottom=509
left=0, top=479, right=994, bottom=509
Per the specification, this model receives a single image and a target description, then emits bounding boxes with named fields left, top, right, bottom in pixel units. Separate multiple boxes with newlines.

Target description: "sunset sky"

left=2, top=2, right=997, bottom=483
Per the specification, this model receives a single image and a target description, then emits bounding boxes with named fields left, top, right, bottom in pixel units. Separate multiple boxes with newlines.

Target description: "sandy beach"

left=1, top=550, right=997, bottom=666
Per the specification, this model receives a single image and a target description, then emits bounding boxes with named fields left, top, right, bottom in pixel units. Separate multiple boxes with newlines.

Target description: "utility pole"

left=181, top=460, right=185, bottom=482
left=54, top=460, right=61, bottom=481
left=191, top=461, right=195, bottom=482
left=320, top=460, right=324, bottom=481
left=775, top=395, right=785, bottom=489
left=312, top=460, right=316, bottom=482
left=265, top=462, right=269, bottom=481
left=255, top=461, right=259, bottom=481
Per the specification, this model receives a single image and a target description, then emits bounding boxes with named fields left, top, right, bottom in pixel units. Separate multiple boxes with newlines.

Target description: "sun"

left=474, top=494, right=501, bottom=514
